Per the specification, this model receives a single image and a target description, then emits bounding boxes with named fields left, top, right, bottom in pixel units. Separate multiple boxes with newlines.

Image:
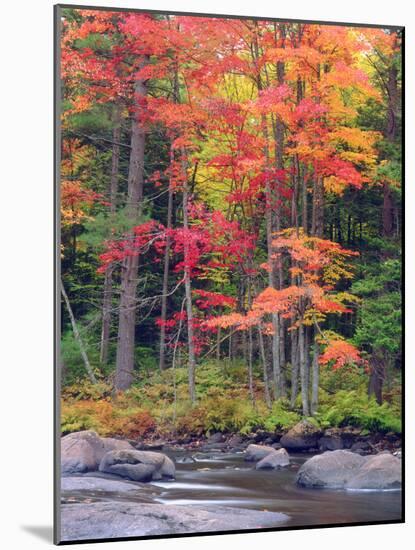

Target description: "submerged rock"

left=256, top=448, right=290, bottom=470
left=99, top=449, right=175, bottom=482
left=60, top=502, right=288, bottom=541
left=244, top=444, right=275, bottom=462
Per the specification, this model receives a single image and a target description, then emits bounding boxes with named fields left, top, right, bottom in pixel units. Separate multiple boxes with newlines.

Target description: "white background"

left=0, top=0, right=411, bottom=548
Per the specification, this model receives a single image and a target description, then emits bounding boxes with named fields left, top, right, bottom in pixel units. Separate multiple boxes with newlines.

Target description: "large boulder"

left=61, top=431, right=133, bottom=474
left=102, top=437, right=133, bottom=453
left=346, top=453, right=401, bottom=490
left=296, top=450, right=366, bottom=488
left=61, top=476, right=144, bottom=494
left=61, top=502, right=288, bottom=542
left=61, top=431, right=105, bottom=474
left=99, top=449, right=175, bottom=482
left=245, top=444, right=276, bottom=462
left=280, top=420, right=322, bottom=451
left=256, top=448, right=290, bottom=470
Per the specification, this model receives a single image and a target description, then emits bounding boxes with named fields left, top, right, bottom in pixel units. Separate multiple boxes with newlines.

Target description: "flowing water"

left=150, top=450, right=402, bottom=527
left=62, top=450, right=402, bottom=528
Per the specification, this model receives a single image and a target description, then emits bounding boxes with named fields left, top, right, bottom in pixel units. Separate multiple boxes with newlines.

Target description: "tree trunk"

left=258, top=324, right=272, bottom=408
left=247, top=281, right=255, bottom=403
left=115, top=68, right=148, bottom=391
left=260, top=114, right=283, bottom=399
left=100, top=265, right=114, bottom=365
left=290, top=327, right=299, bottom=408
left=100, top=106, right=122, bottom=365
left=311, top=339, right=319, bottom=415
left=159, top=148, right=174, bottom=371
left=216, top=325, right=222, bottom=362
left=382, top=182, right=394, bottom=237
left=311, top=175, right=324, bottom=237
left=382, top=56, right=398, bottom=237
left=182, top=155, right=196, bottom=403
left=61, top=281, right=97, bottom=384
left=298, top=322, right=310, bottom=416
left=368, top=352, right=385, bottom=405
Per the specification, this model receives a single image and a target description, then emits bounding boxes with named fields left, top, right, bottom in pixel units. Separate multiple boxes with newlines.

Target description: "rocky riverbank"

left=133, top=420, right=401, bottom=456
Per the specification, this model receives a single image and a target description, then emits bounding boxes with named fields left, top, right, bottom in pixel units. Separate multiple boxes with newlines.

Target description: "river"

left=151, top=450, right=402, bottom=527
left=61, top=449, right=402, bottom=529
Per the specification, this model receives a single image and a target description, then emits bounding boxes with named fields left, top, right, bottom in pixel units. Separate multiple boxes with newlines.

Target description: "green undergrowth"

left=61, top=361, right=401, bottom=438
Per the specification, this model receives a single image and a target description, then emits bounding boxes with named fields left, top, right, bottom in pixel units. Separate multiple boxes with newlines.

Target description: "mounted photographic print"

left=54, top=3, right=404, bottom=544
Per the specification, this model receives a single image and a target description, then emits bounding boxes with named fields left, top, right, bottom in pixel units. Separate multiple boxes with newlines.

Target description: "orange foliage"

left=319, top=339, right=364, bottom=370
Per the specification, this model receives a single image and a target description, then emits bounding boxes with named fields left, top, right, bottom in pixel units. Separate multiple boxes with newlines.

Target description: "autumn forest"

left=59, top=8, right=402, bottom=442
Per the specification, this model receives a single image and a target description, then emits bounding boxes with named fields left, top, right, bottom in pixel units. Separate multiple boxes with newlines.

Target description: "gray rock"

left=318, top=436, right=344, bottom=452
left=102, top=437, right=133, bottom=453
left=350, top=440, right=372, bottom=455
left=201, top=442, right=228, bottom=452
left=137, top=441, right=166, bottom=451
left=207, top=432, right=225, bottom=444
left=61, top=431, right=105, bottom=474
left=61, top=431, right=134, bottom=475
left=160, top=454, right=175, bottom=478
left=280, top=420, right=322, bottom=451
left=296, top=450, right=367, bottom=488
left=256, top=448, right=290, bottom=470
left=346, top=453, right=401, bottom=490
left=245, top=444, right=275, bottom=462
left=61, top=476, right=142, bottom=494
left=227, top=434, right=244, bottom=448
left=99, top=449, right=175, bottom=482
left=60, top=502, right=288, bottom=542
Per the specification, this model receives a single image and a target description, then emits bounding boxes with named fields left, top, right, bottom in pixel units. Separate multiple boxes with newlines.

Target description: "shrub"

left=263, top=400, right=301, bottom=431
left=61, top=380, right=112, bottom=401
left=61, top=399, right=156, bottom=438
left=315, top=389, right=401, bottom=433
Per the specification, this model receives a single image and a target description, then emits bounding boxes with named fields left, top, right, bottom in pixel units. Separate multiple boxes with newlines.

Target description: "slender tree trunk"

left=100, top=265, right=114, bottom=364
left=258, top=325, right=272, bottom=408
left=311, top=338, right=319, bottom=415
left=115, top=68, right=148, bottom=391
left=298, top=322, right=310, bottom=416
left=311, top=175, right=324, bottom=237
left=368, top=351, right=385, bottom=405
left=261, top=114, right=282, bottom=399
left=382, top=58, right=398, bottom=237
left=100, top=105, right=122, bottom=365
left=274, top=49, right=287, bottom=399
left=182, top=156, right=196, bottom=403
left=252, top=28, right=283, bottom=400
left=382, top=182, right=394, bottom=237
left=305, top=325, right=311, bottom=399
left=159, top=149, right=174, bottom=371
left=61, top=281, right=97, bottom=384
left=301, top=166, right=308, bottom=235
left=247, top=281, right=255, bottom=403
left=290, top=327, right=299, bottom=408
left=216, top=326, right=222, bottom=362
